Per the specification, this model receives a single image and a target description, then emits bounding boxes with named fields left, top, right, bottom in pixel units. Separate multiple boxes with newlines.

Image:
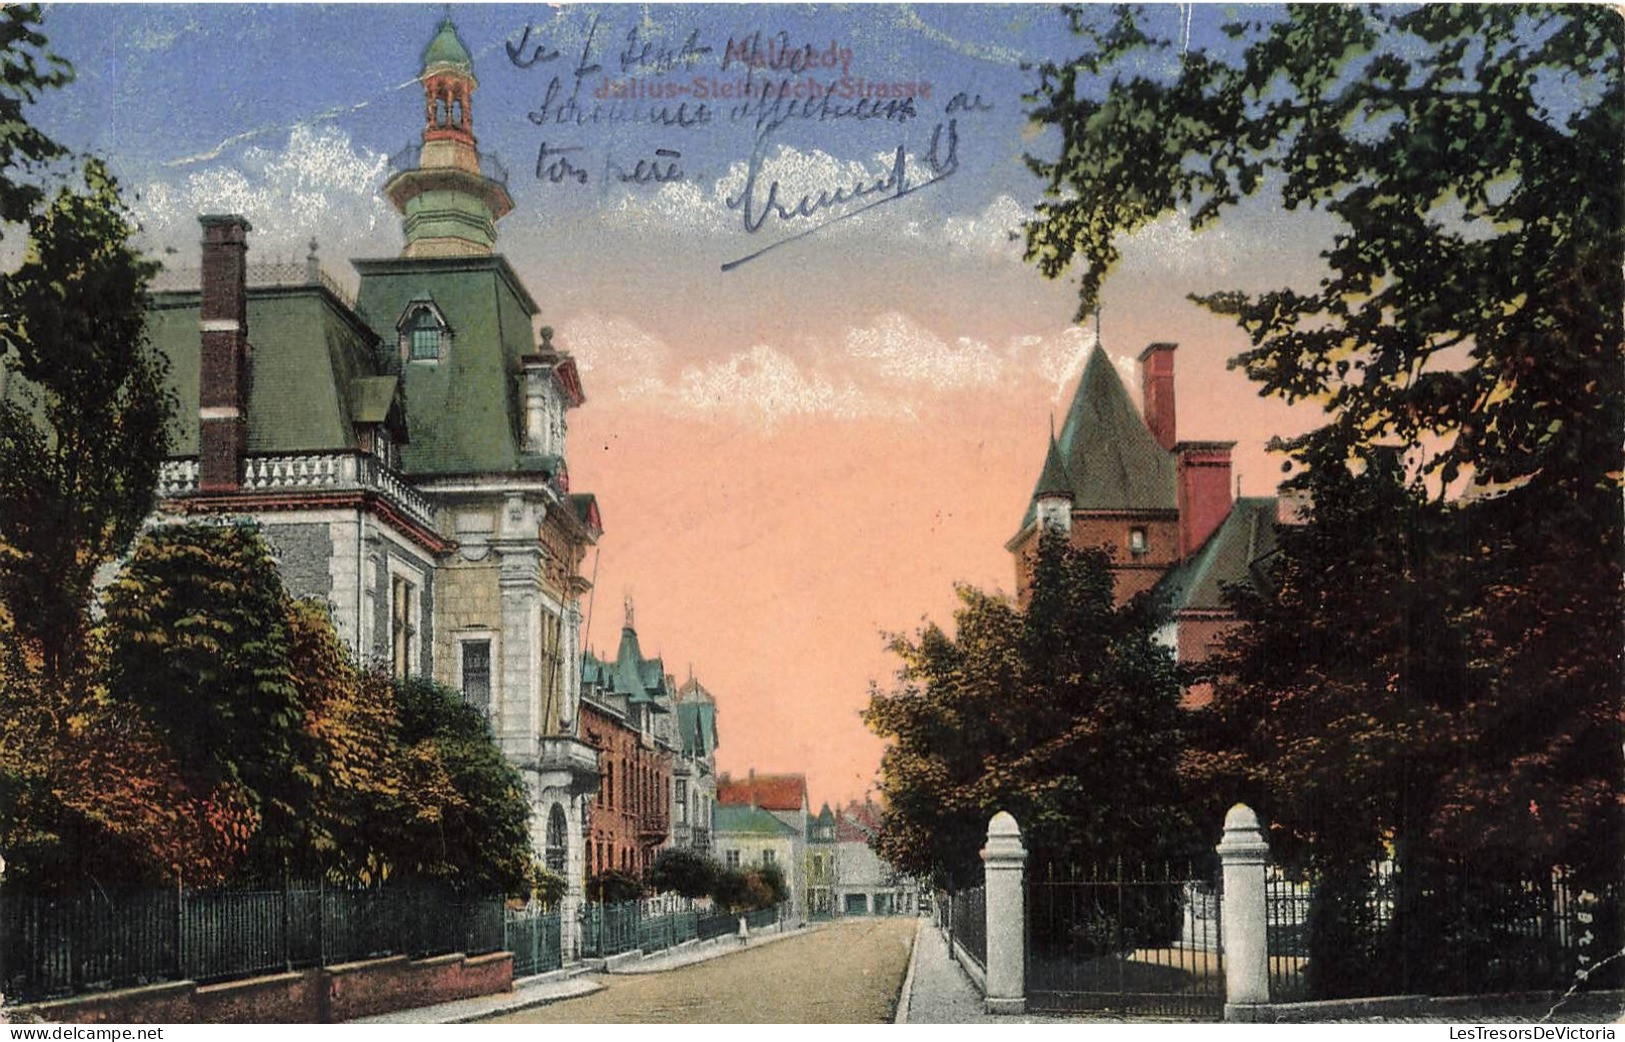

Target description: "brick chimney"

left=197, top=215, right=252, bottom=492
left=1138, top=342, right=1177, bottom=452
left=1176, top=440, right=1235, bottom=558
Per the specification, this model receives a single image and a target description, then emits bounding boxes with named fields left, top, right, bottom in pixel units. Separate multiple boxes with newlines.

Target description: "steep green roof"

left=423, top=17, right=472, bottom=71
left=676, top=701, right=717, bottom=757
left=1034, top=433, right=1073, bottom=498
left=1154, top=497, right=1281, bottom=612
left=353, top=255, right=539, bottom=476
left=714, top=804, right=797, bottom=837
left=148, top=285, right=384, bottom=457
left=1017, top=345, right=1176, bottom=535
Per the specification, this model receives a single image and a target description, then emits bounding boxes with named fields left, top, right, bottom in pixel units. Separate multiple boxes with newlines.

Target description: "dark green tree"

left=864, top=533, right=1192, bottom=886
left=0, top=6, right=71, bottom=224
left=1026, top=5, right=1619, bottom=505
left=389, top=676, right=537, bottom=896
left=1025, top=3, right=1622, bottom=991
left=100, top=523, right=303, bottom=861
left=647, top=846, right=719, bottom=899
left=0, top=159, right=170, bottom=678
left=586, top=869, right=646, bottom=904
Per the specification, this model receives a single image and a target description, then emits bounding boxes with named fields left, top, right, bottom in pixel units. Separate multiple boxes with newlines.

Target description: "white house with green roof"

left=147, top=17, right=603, bottom=956
left=713, top=804, right=799, bottom=888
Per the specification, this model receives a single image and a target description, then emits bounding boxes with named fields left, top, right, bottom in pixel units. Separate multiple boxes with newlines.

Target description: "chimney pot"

left=1176, top=440, right=1235, bottom=559
left=1138, top=342, right=1177, bottom=452
left=197, top=215, right=252, bottom=492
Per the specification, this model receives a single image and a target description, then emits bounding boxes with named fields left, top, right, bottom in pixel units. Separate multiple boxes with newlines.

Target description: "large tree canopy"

left=865, top=535, right=1193, bottom=885
left=1026, top=4, right=1622, bottom=992
left=0, top=159, right=170, bottom=677
left=1026, top=4, right=1621, bottom=500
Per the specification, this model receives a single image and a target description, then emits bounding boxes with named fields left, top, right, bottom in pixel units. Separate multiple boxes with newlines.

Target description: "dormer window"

left=398, top=299, right=451, bottom=364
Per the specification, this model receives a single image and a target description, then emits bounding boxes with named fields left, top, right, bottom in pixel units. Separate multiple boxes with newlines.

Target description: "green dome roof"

left=423, top=17, right=472, bottom=70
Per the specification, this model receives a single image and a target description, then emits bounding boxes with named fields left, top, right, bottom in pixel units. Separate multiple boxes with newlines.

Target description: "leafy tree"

left=586, top=869, right=646, bottom=904
left=647, top=846, right=718, bottom=899
left=0, top=159, right=170, bottom=678
left=756, top=861, right=789, bottom=906
left=1026, top=5, right=1619, bottom=503
left=281, top=599, right=400, bottom=883
left=0, top=6, right=71, bottom=224
left=1024, top=2, right=1623, bottom=989
left=865, top=534, right=1192, bottom=886
left=389, top=676, right=536, bottom=896
left=101, top=524, right=302, bottom=827
left=709, top=865, right=778, bottom=913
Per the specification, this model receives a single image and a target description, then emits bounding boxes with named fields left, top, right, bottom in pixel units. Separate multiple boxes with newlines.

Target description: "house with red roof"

left=1007, top=343, right=1285, bottom=691
left=717, top=771, right=809, bottom=924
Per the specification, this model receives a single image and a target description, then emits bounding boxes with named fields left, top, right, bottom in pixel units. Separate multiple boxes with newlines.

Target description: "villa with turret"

left=1007, top=343, right=1284, bottom=679
left=146, top=18, right=602, bottom=947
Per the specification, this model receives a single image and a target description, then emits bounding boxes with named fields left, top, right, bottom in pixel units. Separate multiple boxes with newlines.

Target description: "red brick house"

left=580, top=605, right=674, bottom=880
left=1006, top=343, right=1282, bottom=678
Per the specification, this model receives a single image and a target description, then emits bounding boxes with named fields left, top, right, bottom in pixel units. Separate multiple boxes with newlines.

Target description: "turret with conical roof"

left=1033, top=428, right=1074, bottom=535
left=384, top=15, right=513, bottom=258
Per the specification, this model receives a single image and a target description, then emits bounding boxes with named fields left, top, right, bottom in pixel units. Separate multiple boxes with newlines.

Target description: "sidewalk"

left=897, top=916, right=1075, bottom=1024
left=350, top=919, right=822, bottom=1024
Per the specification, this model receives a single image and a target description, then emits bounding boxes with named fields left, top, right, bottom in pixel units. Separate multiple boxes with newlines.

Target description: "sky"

left=29, top=3, right=1334, bottom=807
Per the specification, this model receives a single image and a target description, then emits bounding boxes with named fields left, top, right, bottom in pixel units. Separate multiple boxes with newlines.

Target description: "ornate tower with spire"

left=383, top=16, right=513, bottom=258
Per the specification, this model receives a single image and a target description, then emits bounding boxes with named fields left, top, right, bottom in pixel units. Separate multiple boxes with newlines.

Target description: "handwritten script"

left=504, top=15, right=995, bottom=270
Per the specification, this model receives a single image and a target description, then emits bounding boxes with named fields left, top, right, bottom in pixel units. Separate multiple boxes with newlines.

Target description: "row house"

left=716, top=771, right=809, bottom=924
left=833, top=800, right=919, bottom=917
left=806, top=804, right=837, bottom=920
left=145, top=18, right=602, bottom=948
left=671, top=675, right=720, bottom=856
left=579, top=603, right=674, bottom=879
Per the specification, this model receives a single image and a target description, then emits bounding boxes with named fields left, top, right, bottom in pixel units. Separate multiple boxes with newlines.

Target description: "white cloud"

left=1118, top=207, right=1238, bottom=276
left=1008, top=324, right=1099, bottom=402
left=937, top=194, right=1028, bottom=257
left=845, top=312, right=1004, bottom=391
left=559, top=312, right=673, bottom=381
left=132, top=125, right=396, bottom=258
left=615, top=344, right=883, bottom=427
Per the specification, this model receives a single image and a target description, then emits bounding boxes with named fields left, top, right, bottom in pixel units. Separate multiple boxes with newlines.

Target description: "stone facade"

left=146, top=18, right=604, bottom=960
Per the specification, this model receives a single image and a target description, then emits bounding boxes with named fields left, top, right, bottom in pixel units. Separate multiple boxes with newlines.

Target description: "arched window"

left=546, top=804, right=568, bottom=872
left=434, top=95, right=447, bottom=127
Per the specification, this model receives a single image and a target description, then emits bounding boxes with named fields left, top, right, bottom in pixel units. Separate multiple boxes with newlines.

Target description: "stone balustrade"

left=158, top=452, right=436, bottom=531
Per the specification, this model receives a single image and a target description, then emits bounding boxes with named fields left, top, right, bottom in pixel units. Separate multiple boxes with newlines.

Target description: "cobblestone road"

left=488, top=918, right=917, bottom=1023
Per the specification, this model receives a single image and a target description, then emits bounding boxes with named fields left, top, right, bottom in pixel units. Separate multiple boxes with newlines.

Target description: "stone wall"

left=13, top=951, right=512, bottom=1024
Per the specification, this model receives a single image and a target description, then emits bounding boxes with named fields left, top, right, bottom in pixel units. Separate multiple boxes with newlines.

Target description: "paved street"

left=487, top=918, right=916, bottom=1023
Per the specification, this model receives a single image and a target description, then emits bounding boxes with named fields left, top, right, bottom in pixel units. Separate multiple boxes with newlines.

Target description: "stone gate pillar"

left=1216, top=803, right=1271, bottom=1021
left=981, top=811, right=1027, bottom=1015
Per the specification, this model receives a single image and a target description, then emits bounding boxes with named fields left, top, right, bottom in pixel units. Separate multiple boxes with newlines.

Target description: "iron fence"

left=1026, top=861, right=1224, bottom=1019
left=504, top=905, right=563, bottom=978
left=1266, top=861, right=1623, bottom=1002
left=696, top=909, right=738, bottom=941
left=579, top=900, right=641, bottom=958
left=948, top=885, right=987, bottom=973
left=637, top=907, right=697, bottom=954
left=1, top=882, right=503, bottom=1004
left=744, top=903, right=783, bottom=931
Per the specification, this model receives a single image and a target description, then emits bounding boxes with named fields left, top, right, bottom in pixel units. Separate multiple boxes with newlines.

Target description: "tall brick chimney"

left=197, top=215, right=251, bottom=492
left=1176, top=441, right=1235, bottom=558
left=1138, top=342, right=1177, bottom=452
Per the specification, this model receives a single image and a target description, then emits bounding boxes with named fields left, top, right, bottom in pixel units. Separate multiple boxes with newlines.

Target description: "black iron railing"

left=1, top=882, right=503, bottom=1004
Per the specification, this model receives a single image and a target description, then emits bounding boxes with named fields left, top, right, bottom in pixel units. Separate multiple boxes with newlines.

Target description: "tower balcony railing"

left=159, top=450, right=437, bottom=532
left=148, top=258, right=357, bottom=312
left=387, top=141, right=510, bottom=186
